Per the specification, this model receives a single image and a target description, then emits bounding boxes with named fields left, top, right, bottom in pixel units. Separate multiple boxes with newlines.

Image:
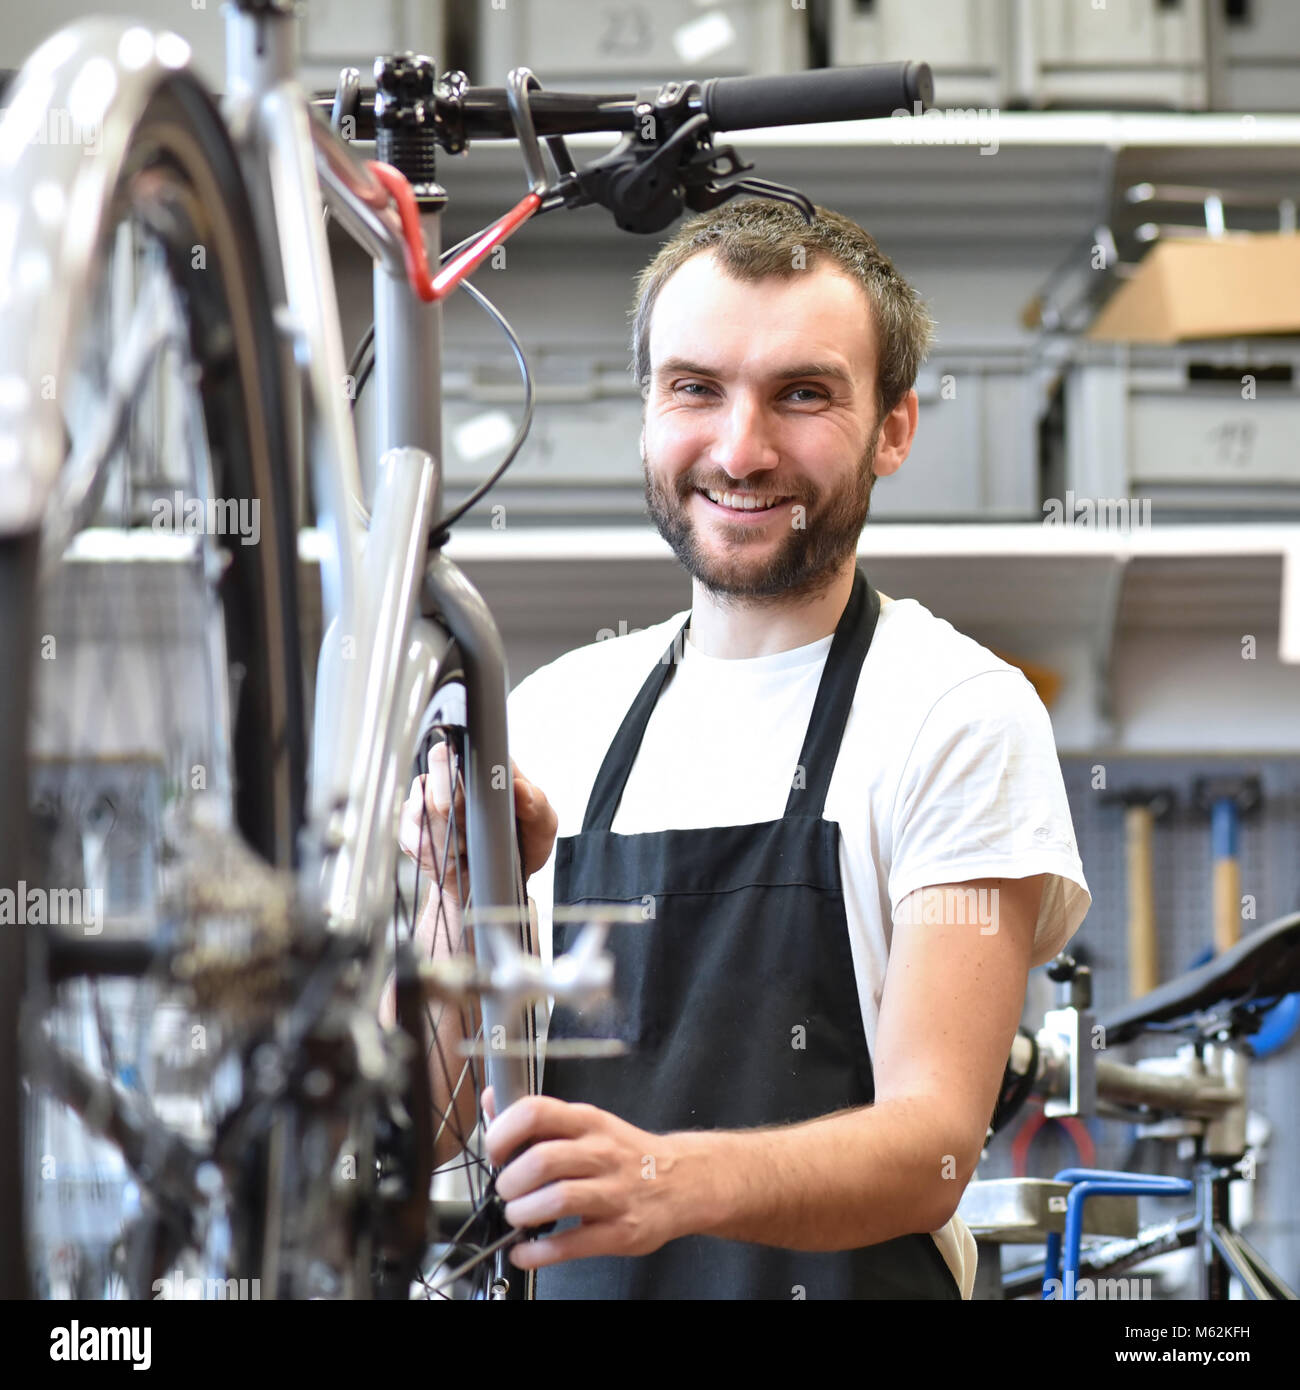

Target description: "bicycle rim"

left=9, top=72, right=304, bottom=1299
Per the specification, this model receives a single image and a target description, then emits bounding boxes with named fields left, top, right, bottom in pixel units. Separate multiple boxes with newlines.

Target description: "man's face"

left=641, top=253, right=881, bottom=603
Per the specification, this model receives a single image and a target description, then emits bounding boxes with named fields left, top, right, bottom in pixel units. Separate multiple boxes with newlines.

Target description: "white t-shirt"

left=506, top=590, right=1091, bottom=1299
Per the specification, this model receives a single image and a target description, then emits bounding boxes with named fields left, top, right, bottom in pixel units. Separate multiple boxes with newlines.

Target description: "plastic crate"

left=441, top=356, right=646, bottom=522
left=298, top=0, right=445, bottom=92
left=1211, top=0, right=1300, bottom=112
left=874, top=349, right=1041, bottom=519
left=1022, top=0, right=1209, bottom=110
left=829, top=0, right=1009, bottom=109
left=1058, top=339, right=1300, bottom=518
left=475, top=0, right=808, bottom=91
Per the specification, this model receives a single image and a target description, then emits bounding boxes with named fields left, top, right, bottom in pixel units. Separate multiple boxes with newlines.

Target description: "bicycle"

left=970, top=911, right=1300, bottom=1300
left=0, top=5, right=934, bottom=1299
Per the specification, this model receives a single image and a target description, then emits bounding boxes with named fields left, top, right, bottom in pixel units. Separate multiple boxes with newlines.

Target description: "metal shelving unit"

left=305, top=110, right=1300, bottom=757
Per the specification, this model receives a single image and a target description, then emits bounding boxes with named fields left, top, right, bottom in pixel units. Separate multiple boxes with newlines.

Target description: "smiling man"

left=462, top=199, right=1090, bottom=1299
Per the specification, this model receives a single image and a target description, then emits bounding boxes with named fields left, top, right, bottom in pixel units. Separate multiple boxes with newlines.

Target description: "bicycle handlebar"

left=700, top=61, right=933, bottom=132
left=316, top=62, right=932, bottom=146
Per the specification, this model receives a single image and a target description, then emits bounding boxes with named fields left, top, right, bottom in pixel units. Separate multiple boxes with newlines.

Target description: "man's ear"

left=871, top=388, right=919, bottom=479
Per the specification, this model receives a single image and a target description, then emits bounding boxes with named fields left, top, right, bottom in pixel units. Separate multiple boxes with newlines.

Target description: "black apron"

left=537, top=568, right=960, bottom=1300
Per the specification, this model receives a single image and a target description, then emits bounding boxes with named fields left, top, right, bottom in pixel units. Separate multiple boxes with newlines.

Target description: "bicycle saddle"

left=1097, top=911, right=1300, bottom=1046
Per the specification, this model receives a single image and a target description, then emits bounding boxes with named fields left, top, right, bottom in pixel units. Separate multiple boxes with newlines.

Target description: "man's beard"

left=643, top=438, right=877, bottom=605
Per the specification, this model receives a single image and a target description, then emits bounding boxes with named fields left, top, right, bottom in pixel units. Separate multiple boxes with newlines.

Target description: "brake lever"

left=571, top=104, right=818, bottom=233
left=568, top=111, right=708, bottom=232
left=685, top=172, right=815, bottom=222
left=331, top=66, right=362, bottom=136
left=506, top=67, right=549, bottom=194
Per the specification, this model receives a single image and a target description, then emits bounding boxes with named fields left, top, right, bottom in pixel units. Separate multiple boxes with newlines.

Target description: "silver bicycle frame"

left=0, top=12, right=531, bottom=1117
left=220, top=4, right=532, bottom=1113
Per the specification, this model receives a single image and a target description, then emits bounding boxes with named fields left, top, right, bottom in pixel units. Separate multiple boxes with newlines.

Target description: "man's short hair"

left=631, top=199, right=935, bottom=424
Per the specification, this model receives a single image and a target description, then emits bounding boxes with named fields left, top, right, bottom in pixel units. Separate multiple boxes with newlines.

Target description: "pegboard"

left=1064, top=755, right=1300, bottom=1011
left=975, top=753, right=1300, bottom=1298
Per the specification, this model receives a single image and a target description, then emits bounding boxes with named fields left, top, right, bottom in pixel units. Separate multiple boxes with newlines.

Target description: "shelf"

left=300, top=520, right=1300, bottom=671
left=432, top=520, right=1300, bottom=562
left=428, top=110, right=1300, bottom=264
left=431, top=518, right=1297, bottom=640
left=551, top=111, right=1300, bottom=149
left=432, top=522, right=1300, bottom=749
left=299, top=516, right=1300, bottom=751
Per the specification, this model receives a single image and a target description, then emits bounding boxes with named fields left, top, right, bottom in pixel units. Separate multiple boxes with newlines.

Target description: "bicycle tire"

left=0, top=66, right=305, bottom=1298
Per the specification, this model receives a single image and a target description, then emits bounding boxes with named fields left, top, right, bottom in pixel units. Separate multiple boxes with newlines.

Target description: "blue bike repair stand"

left=1041, top=1169, right=1193, bottom=1300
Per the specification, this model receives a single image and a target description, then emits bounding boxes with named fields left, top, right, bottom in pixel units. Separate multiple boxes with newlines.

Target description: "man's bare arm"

left=668, top=875, right=1044, bottom=1247
left=487, top=876, right=1044, bottom=1265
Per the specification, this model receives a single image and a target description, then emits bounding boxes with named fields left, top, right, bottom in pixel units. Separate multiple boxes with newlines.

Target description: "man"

left=406, top=199, right=1090, bottom=1299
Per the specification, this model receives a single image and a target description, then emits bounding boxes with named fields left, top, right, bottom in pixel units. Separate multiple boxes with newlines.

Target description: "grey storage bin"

left=0, top=0, right=446, bottom=98
left=829, top=0, right=1010, bottom=109
left=1059, top=339, right=1300, bottom=518
left=474, top=0, right=808, bottom=91
left=1020, top=0, right=1209, bottom=110
left=298, top=0, right=445, bottom=92
left=441, top=356, right=646, bottom=522
left=829, top=0, right=1208, bottom=112
left=1210, top=0, right=1300, bottom=112
left=872, top=350, right=1041, bottom=520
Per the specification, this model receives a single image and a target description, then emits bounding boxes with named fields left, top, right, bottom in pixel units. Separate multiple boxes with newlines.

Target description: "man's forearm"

left=662, top=1097, right=971, bottom=1250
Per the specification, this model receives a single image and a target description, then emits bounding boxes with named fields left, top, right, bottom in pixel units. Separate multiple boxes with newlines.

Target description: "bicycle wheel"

left=385, top=671, right=538, bottom=1301
left=0, top=64, right=304, bottom=1298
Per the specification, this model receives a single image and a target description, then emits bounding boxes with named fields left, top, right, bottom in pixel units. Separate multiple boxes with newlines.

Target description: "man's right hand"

left=398, top=743, right=558, bottom=900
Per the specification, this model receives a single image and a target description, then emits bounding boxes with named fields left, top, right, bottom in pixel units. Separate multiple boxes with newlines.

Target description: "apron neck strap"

left=580, top=569, right=880, bottom=833
left=580, top=620, right=686, bottom=833
left=784, top=568, right=879, bottom=818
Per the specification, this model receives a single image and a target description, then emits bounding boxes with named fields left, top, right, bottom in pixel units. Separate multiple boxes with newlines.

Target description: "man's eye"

left=670, top=382, right=826, bottom=402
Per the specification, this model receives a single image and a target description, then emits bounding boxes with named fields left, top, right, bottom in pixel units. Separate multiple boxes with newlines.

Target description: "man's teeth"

left=703, top=488, right=785, bottom=511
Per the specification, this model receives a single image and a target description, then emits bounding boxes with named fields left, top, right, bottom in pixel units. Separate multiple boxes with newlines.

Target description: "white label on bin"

left=673, top=10, right=737, bottom=66
left=454, top=409, right=516, bottom=462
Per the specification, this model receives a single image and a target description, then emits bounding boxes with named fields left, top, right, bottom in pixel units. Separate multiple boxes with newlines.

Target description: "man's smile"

left=695, top=487, right=793, bottom=520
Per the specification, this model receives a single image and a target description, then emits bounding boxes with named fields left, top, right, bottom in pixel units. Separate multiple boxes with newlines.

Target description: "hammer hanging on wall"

left=1103, top=787, right=1176, bottom=999
left=1193, top=775, right=1263, bottom=956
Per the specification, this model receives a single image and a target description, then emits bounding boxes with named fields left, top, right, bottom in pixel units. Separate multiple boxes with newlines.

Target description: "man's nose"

left=706, top=392, right=779, bottom=479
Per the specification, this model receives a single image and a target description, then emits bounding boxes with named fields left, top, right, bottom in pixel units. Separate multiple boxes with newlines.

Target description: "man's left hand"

left=482, top=1088, right=689, bottom=1268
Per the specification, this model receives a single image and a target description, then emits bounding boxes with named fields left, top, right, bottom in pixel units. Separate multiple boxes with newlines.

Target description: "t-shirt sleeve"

left=888, top=669, right=1090, bottom=967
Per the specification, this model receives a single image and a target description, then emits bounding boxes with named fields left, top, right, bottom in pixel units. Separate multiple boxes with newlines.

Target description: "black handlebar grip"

left=701, top=61, right=933, bottom=132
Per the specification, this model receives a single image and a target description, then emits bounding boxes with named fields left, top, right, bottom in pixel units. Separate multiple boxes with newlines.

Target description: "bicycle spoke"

left=385, top=721, right=534, bottom=1298
left=425, top=1226, right=523, bottom=1299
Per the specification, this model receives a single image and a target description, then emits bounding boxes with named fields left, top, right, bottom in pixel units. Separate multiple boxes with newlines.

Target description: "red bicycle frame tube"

left=368, top=161, right=542, bottom=302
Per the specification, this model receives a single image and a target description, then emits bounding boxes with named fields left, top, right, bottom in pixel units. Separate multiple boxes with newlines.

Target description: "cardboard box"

left=1088, top=233, right=1300, bottom=343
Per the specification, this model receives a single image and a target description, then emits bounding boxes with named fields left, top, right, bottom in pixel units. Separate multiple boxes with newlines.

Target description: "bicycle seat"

left=1097, top=911, right=1300, bottom=1045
